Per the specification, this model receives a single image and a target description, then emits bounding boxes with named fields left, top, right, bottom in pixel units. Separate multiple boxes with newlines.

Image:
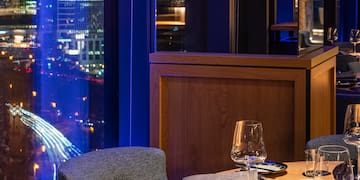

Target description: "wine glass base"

left=316, top=170, right=331, bottom=176
left=348, top=52, right=360, bottom=57
left=302, top=171, right=315, bottom=177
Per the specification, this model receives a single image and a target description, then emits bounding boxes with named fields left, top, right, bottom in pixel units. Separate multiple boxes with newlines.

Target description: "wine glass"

left=327, top=27, right=338, bottom=45
left=349, top=29, right=360, bottom=54
left=343, top=104, right=360, bottom=179
left=314, top=145, right=354, bottom=180
left=230, top=120, right=267, bottom=171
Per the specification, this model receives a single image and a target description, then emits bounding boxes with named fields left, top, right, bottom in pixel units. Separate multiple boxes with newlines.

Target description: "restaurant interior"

left=96, top=0, right=360, bottom=179
left=6, top=0, right=360, bottom=179
left=131, top=0, right=360, bottom=178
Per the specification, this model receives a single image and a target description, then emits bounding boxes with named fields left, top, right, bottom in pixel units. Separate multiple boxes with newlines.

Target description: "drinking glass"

left=314, top=145, right=354, bottom=180
left=304, top=149, right=317, bottom=177
left=230, top=120, right=267, bottom=171
left=343, top=104, right=360, bottom=179
left=349, top=29, right=360, bottom=54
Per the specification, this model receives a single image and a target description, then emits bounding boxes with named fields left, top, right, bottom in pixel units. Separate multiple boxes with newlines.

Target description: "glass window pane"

left=0, top=0, right=104, bottom=179
left=155, top=0, right=230, bottom=52
left=156, top=0, right=186, bottom=51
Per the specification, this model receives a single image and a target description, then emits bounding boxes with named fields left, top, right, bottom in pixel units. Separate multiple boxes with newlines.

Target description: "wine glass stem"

left=246, top=162, right=252, bottom=180
left=357, top=146, right=360, bottom=179
left=355, top=44, right=357, bottom=54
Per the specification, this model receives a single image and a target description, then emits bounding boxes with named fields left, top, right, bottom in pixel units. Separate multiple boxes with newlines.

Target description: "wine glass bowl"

left=343, top=104, right=360, bottom=179
left=230, top=120, right=267, bottom=170
left=344, top=127, right=360, bottom=146
left=327, top=27, right=338, bottom=45
left=349, top=29, right=360, bottom=54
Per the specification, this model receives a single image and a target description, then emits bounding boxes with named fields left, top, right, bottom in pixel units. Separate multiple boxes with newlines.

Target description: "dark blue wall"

left=277, top=0, right=293, bottom=23
left=104, top=0, right=119, bottom=148
left=276, top=0, right=293, bottom=40
left=339, top=0, right=357, bottom=42
left=130, top=0, right=150, bottom=146
left=118, top=0, right=131, bottom=146
left=208, top=0, right=229, bottom=52
left=118, top=0, right=150, bottom=146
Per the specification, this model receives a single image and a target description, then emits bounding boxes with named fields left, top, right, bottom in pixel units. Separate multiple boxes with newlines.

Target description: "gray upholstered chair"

left=58, top=146, right=167, bottom=180
left=306, top=134, right=357, bottom=160
left=336, top=54, right=357, bottom=73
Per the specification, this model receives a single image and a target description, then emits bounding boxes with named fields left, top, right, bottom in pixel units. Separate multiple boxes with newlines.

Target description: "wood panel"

left=149, top=47, right=337, bottom=180
left=310, top=56, right=336, bottom=138
left=150, top=64, right=307, bottom=179
left=151, top=46, right=338, bottom=68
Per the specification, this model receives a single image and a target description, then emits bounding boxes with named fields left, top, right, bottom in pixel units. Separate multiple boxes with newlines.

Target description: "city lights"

left=89, top=126, right=94, bottom=133
left=0, top=0, right=105, bottom=179
left=41, top=145, right=46, bottom=152
left=6, top=104, right=82, bottom=162
left=51, top=102, right=57, bottom=108
left=33, top=163, right=39, bottom=173
left=33, top=162, right=40, bottom=177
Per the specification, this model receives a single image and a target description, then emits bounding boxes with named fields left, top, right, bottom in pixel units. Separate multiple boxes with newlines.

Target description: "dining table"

left=218, top=161, right=336, bottom=180
left=184, top=161, right=339, bottom=180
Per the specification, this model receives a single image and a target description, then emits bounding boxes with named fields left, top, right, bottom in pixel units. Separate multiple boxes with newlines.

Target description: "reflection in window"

left=298, top=0, right=324, bottom=53
left=0, top=0, right=104, bottom=179
left=156, top=0, right=229, bottom=52
left=156, top=0, right=185, bottom=51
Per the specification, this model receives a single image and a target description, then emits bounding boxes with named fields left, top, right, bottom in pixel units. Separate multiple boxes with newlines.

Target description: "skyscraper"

left=57, top=0, right=104, bottom=77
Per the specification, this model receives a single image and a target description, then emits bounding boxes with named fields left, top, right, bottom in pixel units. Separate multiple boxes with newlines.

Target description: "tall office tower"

left=57, top=0, right=104, bottom=78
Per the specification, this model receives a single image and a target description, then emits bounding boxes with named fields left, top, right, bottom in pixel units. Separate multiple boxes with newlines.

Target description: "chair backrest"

left=58, top=146, right=168, bottom=180
left=305, top=134, right=357, bottom=160
left=336, top=54, right=357, bottom=73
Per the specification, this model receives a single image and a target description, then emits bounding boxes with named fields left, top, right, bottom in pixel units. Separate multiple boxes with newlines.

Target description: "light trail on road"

left=6, top=103, right=82, bottom=179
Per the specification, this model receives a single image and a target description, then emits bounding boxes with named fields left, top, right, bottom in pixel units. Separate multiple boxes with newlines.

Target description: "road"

left=6, top=103, right=82, bottom=179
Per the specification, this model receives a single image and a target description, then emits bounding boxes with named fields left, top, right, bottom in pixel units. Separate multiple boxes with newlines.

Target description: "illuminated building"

left=57, top=0, right=104, bottom=76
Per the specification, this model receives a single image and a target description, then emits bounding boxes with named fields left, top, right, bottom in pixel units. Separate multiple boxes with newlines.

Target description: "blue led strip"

left=129, top=0, right=134, bottom=145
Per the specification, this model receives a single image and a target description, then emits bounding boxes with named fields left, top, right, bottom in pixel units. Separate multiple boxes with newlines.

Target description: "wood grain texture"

left=310, top=56, right=337, bottom=138
left=150, top=46, right=338, bottom=69
left=149, top=47, right=337, bottom=180
left=270, top=22, right=298, bottom=31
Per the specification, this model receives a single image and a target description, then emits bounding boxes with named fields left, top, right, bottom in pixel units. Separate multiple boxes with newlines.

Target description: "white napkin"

left=183, top=170, right=258, bottom=180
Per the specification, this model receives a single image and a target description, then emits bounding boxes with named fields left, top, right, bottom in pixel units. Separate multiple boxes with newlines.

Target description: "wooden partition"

left=150, top=46, right=338, bottom=180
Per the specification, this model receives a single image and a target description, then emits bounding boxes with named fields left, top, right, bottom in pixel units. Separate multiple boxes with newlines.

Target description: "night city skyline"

left=0, top=0, right=104, bottom=179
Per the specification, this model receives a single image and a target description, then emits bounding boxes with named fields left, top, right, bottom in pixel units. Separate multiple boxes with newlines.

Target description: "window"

left=155, top=0, right=229, bottom=52
left=0, top=0, right=111, bottom=179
